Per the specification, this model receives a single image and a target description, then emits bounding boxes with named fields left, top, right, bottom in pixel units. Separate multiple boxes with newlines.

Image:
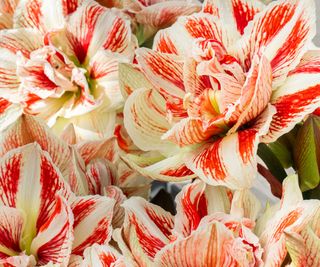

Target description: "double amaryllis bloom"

left=114, top=175, right=320, bottom=266
left=0, top=0, right=136, bottom=140
left=123, top=0, right=320, bottom=189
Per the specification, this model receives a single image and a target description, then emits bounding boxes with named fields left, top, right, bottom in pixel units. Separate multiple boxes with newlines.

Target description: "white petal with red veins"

left=186, top=129, right=258, bottom=189
left=30, top=195, right=74, bottom=266
left=71, top=195, right=115, bottom=256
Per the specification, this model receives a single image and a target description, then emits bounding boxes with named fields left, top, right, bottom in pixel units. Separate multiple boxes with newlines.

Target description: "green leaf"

left=258, top=143, right=288, bottom=182
left=268, top=141, right=293, bottom=169
left=118, top=63, right=153, bottom=98
left=294, top=115, right=320, bottom=192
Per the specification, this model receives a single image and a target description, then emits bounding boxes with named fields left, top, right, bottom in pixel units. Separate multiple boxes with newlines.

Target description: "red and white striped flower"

left=114, top=175, right=320, bottom=266
left=123, top=0, right=320, bottom=189
left=0, top=0, right=136, bottom=141
left=0, top=142, right=118, bottom=266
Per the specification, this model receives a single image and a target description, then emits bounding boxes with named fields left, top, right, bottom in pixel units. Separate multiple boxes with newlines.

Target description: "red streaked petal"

left=30, top=195, right=73, bottom=266
left=153, top=30, right=179, bottom=55
left=154, top=221, right=237, bottom=267
left=0, top=115, right=76, bottom=186
left=241, top=0, right=316, bottom=86
left=285, top=226, right=320, bottom=267
left=0, top=0, right=19, bottom=15
left=13, top=0, right=44, bottom=32
left=136, top=48, right=185, bottom=98
left=0, top=100, right=22, bottom=132
left=0, top=207, right=24, bottom=257
left=203, top=0, right=265, bottom=34
left=263, top=50, right=320, bottom=143
left=115, top=197, right=174, bottom=265
left=71, top=195, right=115, bottom=256
left=121, top=152, right=196, bottom=182
left=260, top=175, right=320, bottom=265
left=76, top=137, right=118, bottom=165
left=124, top=88, right=175, bottom=152
left=136, top=1, right=200, bottom=28
left=82, top=244, right=127, bottom=267
left=226, top=54, right=272, bottom=133
left=65, top=1, right=132, bottom=64
left=174, top=180, right=207, bottom=237
left=186, top=129, right=258, bottom=189
left=0, top=28, right=43, bottom=57
left=162, top=116, right=227, bottom=146
left=0, top=143, right=71, bottom=249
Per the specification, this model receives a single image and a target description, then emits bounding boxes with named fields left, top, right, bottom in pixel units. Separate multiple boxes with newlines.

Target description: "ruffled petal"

left=263, top=50, right=320, bottom=143
left=114, top=197, right=174, bottom=265
left=240, top=0, right=316, bottom=86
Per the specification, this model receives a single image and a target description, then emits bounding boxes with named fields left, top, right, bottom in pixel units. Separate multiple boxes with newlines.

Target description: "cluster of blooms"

left=0, top=0, right=319, bottom=266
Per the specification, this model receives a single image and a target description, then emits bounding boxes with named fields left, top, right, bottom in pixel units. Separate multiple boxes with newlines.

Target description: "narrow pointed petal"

left=115, top=197, right=174, bottom=265
left=186, top=129, right=258, bottom=189
left=71, top=195, right=115, bottom=256
left=0, top=207, right=24, bottom=258
left=30, top=195, right=73, bottom=266
left=162, top=116, right=227, bottom=146
left=121, top=152, right=196, bottom=182
left=174, top=180, right=207, bottom=237
left=124, top=88, right=175, bottom=152
left=240, top=0, right=316, bottom=86
left=263, top=50, right=320, bottom=143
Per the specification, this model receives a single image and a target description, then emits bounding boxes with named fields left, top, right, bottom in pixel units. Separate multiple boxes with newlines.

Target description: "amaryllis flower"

left=0, top=143, right=117, bottom=266
left=0, top=0, right=136, bottom=140
left=113, top=181, right=264, bottom=266
left=0, top=143, right=73, bottom=266
left=122, top=0, right=320, bottom=189
left=114, top=175, right=320, bottom=266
